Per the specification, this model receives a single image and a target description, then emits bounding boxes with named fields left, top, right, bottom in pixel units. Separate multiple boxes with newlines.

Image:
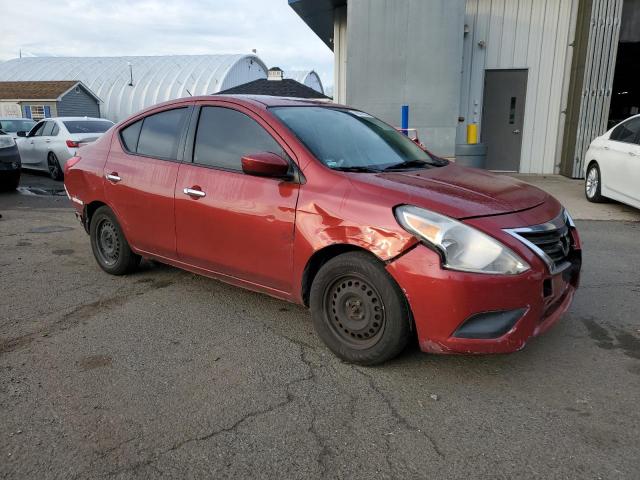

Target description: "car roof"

left=154, top=94, right=346, bottom=110
left=48, top=117, right=112, bottom=122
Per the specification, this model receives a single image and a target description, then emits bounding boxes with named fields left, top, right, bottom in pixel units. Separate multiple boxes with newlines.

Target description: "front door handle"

left=105, top=173, right=121, bottom=183
left=183, top=187, right=206, bottom=198
left=512, top=129, right=521, bottom=135
left=629, top=151, right=637, bottom=157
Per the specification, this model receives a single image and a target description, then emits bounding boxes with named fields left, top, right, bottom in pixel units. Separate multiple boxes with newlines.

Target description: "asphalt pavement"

left=1, top=173, right=639, bottom=479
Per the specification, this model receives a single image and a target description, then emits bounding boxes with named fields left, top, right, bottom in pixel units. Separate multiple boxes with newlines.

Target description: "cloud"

left=0, top=0, right=334, bottom=87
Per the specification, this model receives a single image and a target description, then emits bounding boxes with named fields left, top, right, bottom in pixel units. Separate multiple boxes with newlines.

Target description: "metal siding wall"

left=461, top=0, right=579, bottom=174
left=573, top=0, right=622, bottom=177
left=57, top=88, right=100, bottom=117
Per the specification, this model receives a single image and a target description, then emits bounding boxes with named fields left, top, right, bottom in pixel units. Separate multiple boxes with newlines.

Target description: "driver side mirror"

left=16, top=131, right=27, bottom=137
left=241, top=152, right=291, bottom=179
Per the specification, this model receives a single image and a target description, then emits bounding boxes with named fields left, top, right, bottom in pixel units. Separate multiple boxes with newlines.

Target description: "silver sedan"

left=17, top=117, right=114, bottom=180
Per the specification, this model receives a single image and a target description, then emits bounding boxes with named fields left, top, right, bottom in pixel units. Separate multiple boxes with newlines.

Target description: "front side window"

left=610, top=117, right=640, bottom=144
left=136, top=108, right=188, bottom=160
left=63, top=120, right=113, bottom=134
left=29, top=121, right=45, bottom=137
left=271, top=106, right=443, bottom=172
left=193, top=106, right=286, bottom=171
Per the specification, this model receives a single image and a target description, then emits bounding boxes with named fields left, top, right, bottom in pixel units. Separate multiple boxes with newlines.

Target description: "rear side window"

left=610, top=117, right=640, bottom=144
left=120, top=120, right=142, bottom=153
left=193, top=106, right=286, bottom=171
left=51, top=123, right=59, bottom=136
left=135, top=109, right=188, bottom=160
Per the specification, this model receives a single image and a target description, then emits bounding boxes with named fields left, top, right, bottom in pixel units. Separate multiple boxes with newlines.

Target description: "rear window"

left=0, top=119, right=36, bottom=133
left=63, top=120, right=113, bottom=134
left=134, top=108, right=188, bottom=160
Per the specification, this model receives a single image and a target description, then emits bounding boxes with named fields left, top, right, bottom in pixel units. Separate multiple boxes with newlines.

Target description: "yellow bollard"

left=467, top=123, right=478, bottom=145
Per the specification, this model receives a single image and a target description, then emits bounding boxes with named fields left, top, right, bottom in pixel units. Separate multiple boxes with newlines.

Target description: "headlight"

left=394, top=205, right=530, bottom=275
left=0, top=136, right=16, bottom=148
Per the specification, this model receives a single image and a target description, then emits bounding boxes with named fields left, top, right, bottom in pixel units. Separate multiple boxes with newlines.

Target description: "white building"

left=0, top=54, right=268, bottom=122
left=285, top=70, right=325, bottom=94
left=290, top=0, right=639, bottom=177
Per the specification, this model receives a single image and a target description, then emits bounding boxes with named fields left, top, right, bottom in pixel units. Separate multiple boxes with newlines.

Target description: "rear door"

left=174, top=102, right=300, bottom=293
left=104, top=105, right=192, bottom=259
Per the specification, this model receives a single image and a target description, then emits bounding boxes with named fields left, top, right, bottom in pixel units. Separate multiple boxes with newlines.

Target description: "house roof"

left=0, top=80, right=100, bottom=102
left=217, top=78, right=328, bottom=99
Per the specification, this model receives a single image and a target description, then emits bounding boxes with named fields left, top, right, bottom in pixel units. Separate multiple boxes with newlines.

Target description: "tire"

left=89, top=206, right=140, bottom=275
left=48, top=152, right=63, bottom=181
left=585, top=162, right=605, bottom=203
left=0, top=171, right=20, bottom=192
left=310, top=251, right=411, bottom=365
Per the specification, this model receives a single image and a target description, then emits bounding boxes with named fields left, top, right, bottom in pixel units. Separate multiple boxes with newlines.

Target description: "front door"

left=175, top=103, right=299, bottom=294
left=19, top=120, right=46, bottom=167
left=482, top=69, right=528, bottom=171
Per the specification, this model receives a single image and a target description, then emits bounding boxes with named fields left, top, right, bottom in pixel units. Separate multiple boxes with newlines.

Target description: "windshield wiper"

left=333, top=166, right=381, bottom=173
left=382, top=159, right=431, bottom=171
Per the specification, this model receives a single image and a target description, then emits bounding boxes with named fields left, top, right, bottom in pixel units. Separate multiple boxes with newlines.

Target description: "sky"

left=0, top=0, right=334, bottom=89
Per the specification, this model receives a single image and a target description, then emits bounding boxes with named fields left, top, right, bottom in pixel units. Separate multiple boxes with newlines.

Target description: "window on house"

left=28, top=105, right=51, bottom=121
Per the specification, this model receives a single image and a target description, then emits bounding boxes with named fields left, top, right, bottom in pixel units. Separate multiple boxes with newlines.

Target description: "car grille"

left=505, top=211, right=573, bottom=274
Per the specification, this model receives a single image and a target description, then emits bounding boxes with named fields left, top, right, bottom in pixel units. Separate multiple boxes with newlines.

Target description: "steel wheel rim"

left=48, top=154, right=60, bottom=178
left=323, top=274, right=385, bottom=349
left=96, top=218, right=120, bottom=266
left=586, top=167, right=598, bottom=198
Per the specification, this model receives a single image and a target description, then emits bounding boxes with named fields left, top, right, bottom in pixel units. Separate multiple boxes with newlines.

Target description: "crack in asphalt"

left=0, top=279, right=176, bottom=356
left=102, top=343, right=322, bottom=477
left=354, top=367, right=445, bottom=460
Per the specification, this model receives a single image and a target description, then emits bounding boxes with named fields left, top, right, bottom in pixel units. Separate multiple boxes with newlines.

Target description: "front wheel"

left=90, top=206, right=140, bottom=275
left=48, top=152, right=63, bottom=181
left=310, top=251, right=411, bottom=365
left=585, top=163, right=605, bottom=203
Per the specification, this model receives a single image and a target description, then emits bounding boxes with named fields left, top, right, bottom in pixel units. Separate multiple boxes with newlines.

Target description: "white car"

left=0, top=118, right=36, bottom=140
left=584, top=114, right=640, bottom=209
left=16, top=116, right=114, bottom=180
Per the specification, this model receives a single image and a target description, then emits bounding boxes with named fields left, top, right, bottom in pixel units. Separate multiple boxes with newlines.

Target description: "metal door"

left=482, top=69, right=528, bottom=171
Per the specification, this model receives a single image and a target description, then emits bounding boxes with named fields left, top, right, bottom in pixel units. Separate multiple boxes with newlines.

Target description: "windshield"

left=0, top=119, right=36, bottom=133
left=63, top=120, right=113, bottom=134
left=271, top=106, right=444, bottom=171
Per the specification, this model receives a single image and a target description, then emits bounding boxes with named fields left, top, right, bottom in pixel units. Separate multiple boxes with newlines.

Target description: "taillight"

left=65, top=156, right=81, bottom=173
left=66, top=139, right=79, bottom=148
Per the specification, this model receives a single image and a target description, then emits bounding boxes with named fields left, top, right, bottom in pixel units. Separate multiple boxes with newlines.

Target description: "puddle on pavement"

left=17, top=186, right=67, bottom=196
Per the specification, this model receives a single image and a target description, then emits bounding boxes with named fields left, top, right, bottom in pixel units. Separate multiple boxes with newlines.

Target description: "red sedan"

left=64, top=96, right=581, bottom=365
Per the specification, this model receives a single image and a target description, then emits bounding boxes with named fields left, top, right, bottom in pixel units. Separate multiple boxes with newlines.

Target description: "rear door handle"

left=183, top=187, right=206, bottom=198
left=629, top=151, right=637, bottom=157
left=105, top=173, right=121, bottom=183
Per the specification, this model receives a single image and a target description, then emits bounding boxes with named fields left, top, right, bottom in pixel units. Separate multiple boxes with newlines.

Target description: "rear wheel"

left=585, top=162, right=605, bottom=203
left=90, top=206, right=140, bottom=275
left=48, top=152, right=63, bottom=181
left=310, top=251, right=411, bottom=365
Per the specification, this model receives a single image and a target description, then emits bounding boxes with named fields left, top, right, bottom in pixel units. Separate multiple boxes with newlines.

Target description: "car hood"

left=351, top=163, right=548, bottom=219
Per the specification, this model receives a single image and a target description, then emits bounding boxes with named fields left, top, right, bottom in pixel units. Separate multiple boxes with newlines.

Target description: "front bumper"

left=386, top=207, right=581, bottom=354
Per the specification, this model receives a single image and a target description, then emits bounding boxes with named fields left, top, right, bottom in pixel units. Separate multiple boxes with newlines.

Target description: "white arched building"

left=0, top=54, right=268, bottom=121
left=285, top=70, right=324, bottom=95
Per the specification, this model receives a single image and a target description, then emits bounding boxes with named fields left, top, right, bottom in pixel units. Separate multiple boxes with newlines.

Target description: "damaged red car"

left=64, top=96, right=581, bottom=365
